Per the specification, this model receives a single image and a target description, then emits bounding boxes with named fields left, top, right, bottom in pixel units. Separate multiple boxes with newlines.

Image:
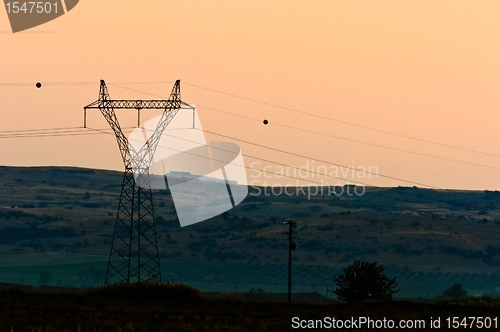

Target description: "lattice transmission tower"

left=84, top=80, right=190, bottom=285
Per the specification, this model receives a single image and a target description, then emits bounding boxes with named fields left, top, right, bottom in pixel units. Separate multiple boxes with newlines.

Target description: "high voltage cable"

left=2, top=79, right=498, bottom=159
left=0, top=126, right=135, bottom=136
left=87, top=126, right=491, bottom=214
left=107, top=83, right=170, bottom=98
left=82, top=83, right=497, bottom=201
left=105, top=84, right=500, bottom=171
left=267, top=122, right=500, bottom=171
left=0, top=121, right=498, bottom=174
left=162, top=128, right=439, bottom=190
left=291, top=262, right=332, bottom=281
left=0, top=84, right=495, bottom=202
left=199, top=129, right=500, bottom=188
left=152, top=128, right=428, bottom=189
left=183, top=81, right=500, bottom=159
left=200, top=106, right=500, bottom=171
left=291, top=262, right=334, bottom=296
left=0, top=120, right=492, bottom=203
left=0, top=132, right=105, bottom=139
left=0, top=126, right=82, bottom=133
left=0, top=127, right=137, bottom=139
left=1, top=129, right=99, bottom=136
left=0, top=82, right=95, bottom=86
left=162, top=127, right=486, bottom=202
left=0, top=81, right=175, bottom=87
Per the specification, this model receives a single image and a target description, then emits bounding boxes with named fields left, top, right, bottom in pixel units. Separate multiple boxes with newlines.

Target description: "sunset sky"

left=1, top=1, right=500, bottom=190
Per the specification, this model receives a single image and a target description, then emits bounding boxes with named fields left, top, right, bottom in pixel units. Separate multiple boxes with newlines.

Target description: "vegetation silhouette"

left=78, top=265, right=105, bottom=288
left=38, top=270, right=53, bottom=286
left=331, top=260, right=399, bottom=302
left=0, top=282, right=500, bottom=331
left=441, top=283, right=468, bottom=298
left=245, top=286, right=266, bottom=299
left=88, top=281, right=202, bottom=301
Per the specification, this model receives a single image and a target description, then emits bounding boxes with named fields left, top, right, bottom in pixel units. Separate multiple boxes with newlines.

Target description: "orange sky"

left=1, top=1, right=500, bottom=190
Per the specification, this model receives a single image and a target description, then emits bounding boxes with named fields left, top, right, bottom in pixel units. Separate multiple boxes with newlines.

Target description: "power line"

left=291, top=262, right=332, bottom=281
left=159, top=129, right=432, bottom=189
left=0, top=81, right=175, bottom=87
left=0, top=126, right=490, bottom=206
left=269, top=123, right=500, bottom=171
left=87, top=126, right=492, bottom=213
left=0, top=83, right=493, bottom=208
left=183, top=81, right=500, bottom=159
left=291, top=262, right=334, bottom=298
left=2, top=79, right=497, bottom=160
left=0, top=127, right=134, bottom=139
left=107, top=83, right=500, bottom=171
left=199, top=106, right=500, bottom=171
left=104, top=83, right=500, bottom=170
left=199, top=130, right=498, bottom=204
left=200, top=129, right=500, bottom=188
left=192, top=129, right=491, bottom=206
left=0, top=132, right=105, bottom=139
left=114, top=126, right=480, bottom=208
left=160, top=127, right=488, bottom=205
left=107, top=83, right=175, bottom=98
left=0, top=126, right=135, bottom=134
left=0, top=126, right=82, bottom=133
left=0, top=82, right=95, bottom=86
left=1, top=124, right=493, bottom=181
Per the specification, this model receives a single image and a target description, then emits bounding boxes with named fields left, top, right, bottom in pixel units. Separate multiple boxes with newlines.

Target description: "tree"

left=39, top=270, right=53, bottom=286
left=79, top=265, right=105, bottom=288
left=246, top=286, right=266, bottom=299
left=331, top=260, right=399, bottom=302
left=442, top=283, right=467, bottom=298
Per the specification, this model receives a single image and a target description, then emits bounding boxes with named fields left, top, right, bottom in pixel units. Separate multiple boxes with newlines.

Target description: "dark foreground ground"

left=1, top=283, right=500, bottom=331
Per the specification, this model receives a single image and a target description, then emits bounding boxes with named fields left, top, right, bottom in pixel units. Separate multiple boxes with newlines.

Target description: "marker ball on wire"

left=263, top=119, right=268, bottom=125
left=36, top=82, right=42, bottom=88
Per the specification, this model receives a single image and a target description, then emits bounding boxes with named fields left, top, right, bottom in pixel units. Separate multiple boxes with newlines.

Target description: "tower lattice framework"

left=84, top=80, right=186, bottom=285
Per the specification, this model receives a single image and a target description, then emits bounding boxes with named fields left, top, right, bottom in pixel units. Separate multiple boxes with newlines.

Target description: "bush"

left=39, top=271, right=53, bottom=286
left=90, top=281, right=201, bottom=301
left=245, top=286, right=266, bottom=299
left=331, top=260, right=399, bottom=302
left=441, top=283, right=467, bottom=298
left=79, top=265, right=105, bottom=288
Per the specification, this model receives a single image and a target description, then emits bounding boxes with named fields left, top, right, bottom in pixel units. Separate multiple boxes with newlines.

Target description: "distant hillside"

left=0, top=166, right=500, bottom=296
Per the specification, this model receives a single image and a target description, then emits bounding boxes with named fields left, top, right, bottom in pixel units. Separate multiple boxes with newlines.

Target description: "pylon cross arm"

left=84, top=99, right=180, bottom=109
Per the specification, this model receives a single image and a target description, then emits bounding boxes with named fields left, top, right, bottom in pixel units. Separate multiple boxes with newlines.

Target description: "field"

left=1, top=283, right=500, bottom=331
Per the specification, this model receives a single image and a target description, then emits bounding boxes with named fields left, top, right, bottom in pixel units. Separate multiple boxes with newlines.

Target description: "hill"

left=0, top=166, right=499, bottom=297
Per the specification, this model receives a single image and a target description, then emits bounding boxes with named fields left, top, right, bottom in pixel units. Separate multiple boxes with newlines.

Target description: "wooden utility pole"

left=284, top=220, right=295, bottom=303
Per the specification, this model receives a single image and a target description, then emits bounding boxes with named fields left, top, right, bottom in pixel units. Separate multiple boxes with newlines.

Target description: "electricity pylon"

left=84, top=80, right=188, bottom=285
